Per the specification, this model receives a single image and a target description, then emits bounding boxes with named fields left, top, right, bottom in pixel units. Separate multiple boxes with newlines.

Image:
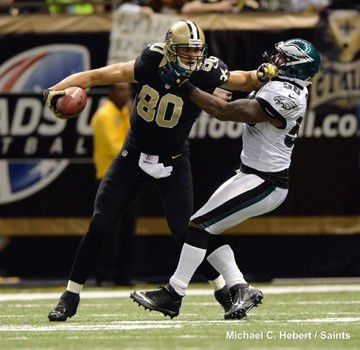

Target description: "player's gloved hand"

left=256, top=63, right=278, bottom=83
left=158, top=62, right=191, bottom=88
left=43, top=89, right=65, bottom=119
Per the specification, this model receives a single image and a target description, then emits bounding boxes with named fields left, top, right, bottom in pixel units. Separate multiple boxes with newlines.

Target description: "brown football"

left=56, top=87, right=87, bottom=118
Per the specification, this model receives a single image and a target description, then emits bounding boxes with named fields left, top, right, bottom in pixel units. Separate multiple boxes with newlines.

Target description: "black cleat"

left=214, top=285, right=232, bottom=313
left=48, top=291, right=80, bottom=322
left=130, top=284, right=182, bottom=319
left=224, top=285, right=263, bottom=320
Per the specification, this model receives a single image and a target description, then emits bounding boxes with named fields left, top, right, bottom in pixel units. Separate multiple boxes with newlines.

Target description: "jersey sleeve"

left=197, top=56, right=229, bottom=91
left=255, top=81, right=301, bottom=129
left=134, top=43, right=164, bottom=85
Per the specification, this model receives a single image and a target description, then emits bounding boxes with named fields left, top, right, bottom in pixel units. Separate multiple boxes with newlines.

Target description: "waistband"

left=240, top=163, right=289, bottom=189
left=124, top=130, right=190, bottom=157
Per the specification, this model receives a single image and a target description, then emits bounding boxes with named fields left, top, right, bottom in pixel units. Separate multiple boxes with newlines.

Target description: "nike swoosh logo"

left=233, top=301, right=245, bottom=308
left=172, top=154, right=182, bottom=159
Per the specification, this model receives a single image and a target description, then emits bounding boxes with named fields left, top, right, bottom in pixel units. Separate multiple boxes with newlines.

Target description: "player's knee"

left=88, top=213, right=113, bottom=238
left=186, top=225, right=210, bottom=249
left=207, top=235, right=227, bottom=254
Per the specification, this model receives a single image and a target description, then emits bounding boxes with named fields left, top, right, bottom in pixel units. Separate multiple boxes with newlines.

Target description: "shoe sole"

left=48, top=308, right=77, bottom=322
left=48, top=313, right=74, bottom=322
left=130, top=292, right=178, bottom=319
left=224, top=291, right=264, bottom=320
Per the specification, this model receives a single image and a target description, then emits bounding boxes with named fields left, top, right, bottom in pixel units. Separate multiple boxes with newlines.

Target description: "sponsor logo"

left=189, top=109, right=358, bottom=140
left=0, top=45, right=91, bottom=204
left=189, top=112, right=244, bottom=140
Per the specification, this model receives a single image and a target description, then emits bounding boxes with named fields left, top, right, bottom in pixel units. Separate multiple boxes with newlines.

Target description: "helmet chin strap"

left=177, top=57, right=203, bottom=72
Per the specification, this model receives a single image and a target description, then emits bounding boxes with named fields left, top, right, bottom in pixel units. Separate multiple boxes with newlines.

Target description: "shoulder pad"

left=258, top=81, right=301, bottom=111
left=255, top=80, right=303, bottom=127
left=147, top=42, right=165, bottom=56
left=134, top=43, right=165, bottom=84
left=197, top=56, right=229, bottom=89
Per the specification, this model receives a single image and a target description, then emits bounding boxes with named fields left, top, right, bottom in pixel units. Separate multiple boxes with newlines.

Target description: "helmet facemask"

left=170, top=42, right=207, bottom=72
left=262, top=39, right=321, bottom=86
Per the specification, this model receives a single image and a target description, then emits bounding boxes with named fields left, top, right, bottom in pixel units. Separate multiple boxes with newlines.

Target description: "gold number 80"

left=137, top=85, right=184, bottom=128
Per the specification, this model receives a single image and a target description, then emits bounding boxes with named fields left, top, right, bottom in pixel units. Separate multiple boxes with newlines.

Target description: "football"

left=56, top=87, right=87, bottom=118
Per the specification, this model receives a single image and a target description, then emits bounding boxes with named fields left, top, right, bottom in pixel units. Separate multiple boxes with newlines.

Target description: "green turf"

left=0, top=285, right=359, bottom=349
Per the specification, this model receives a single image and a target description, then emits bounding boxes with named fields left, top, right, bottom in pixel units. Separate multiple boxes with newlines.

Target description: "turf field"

left=0, top=284, right=360, bottom=349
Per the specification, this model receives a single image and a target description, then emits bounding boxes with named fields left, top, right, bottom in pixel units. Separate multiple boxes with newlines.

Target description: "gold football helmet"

left=164, top=20, right=207, bottom=72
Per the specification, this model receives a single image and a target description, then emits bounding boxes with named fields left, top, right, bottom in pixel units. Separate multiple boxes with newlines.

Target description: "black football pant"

left=95, top=180, right=137, bottom=284
left=69, top=146, right=221, bottom=285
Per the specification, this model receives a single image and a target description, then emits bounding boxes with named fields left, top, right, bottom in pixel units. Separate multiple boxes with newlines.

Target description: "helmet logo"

left=282, top=44, right=314, bottom=65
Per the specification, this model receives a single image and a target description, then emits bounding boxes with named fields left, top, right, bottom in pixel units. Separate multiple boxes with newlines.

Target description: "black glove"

left=43, top=89, right=66, bottom=119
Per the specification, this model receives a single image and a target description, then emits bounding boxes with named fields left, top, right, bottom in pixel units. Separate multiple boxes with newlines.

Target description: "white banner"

left=107, top=8, right=179, bottom=64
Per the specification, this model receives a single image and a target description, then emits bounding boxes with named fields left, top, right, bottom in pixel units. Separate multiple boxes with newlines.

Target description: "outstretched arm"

left=222, top=64, right=278, bottom=92
left=180, top=81, right=283, bottom=126
left=50, top=60, right=136, bottom=90
left=222, top=70, right=262, bottom=92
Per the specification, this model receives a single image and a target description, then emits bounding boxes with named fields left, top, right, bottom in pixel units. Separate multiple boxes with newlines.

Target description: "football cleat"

left=224, top=285, right=263, bottom=320
left=214, top=285, right=232, bottom=313
left=48, top=291, right=80, bottom=322
left=130, top=284, right=182, bottom=319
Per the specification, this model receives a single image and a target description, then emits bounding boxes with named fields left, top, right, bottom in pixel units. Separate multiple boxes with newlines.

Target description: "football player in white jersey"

left=131, top=39, right=321, bottom=319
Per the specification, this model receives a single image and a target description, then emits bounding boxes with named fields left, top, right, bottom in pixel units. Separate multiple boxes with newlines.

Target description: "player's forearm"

left=186, top=82, right=255, bottom=123
left=50, top=61, right=135, bottom=90
left=189, top=86, right=235, bottom=121
left=50, top=71, right=97, bottom=90
left=224, top=70, right=262, bottom=92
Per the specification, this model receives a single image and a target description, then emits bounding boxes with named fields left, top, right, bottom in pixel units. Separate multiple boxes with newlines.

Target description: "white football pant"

left=191, top=171, right=288, bottom=234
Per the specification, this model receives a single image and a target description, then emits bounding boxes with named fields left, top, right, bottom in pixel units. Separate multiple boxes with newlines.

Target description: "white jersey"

left=241, top=80, right=308, bottom=172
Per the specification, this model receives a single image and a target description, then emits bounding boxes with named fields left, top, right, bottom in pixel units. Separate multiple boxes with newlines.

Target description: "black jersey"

left=124, top=42, right=229, bottom=155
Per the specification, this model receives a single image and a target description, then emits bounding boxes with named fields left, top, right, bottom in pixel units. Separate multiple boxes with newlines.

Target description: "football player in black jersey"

left=44, top=20, right=276, bottom=322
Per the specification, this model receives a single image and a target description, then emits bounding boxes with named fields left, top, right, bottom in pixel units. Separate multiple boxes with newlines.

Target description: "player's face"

left=176, top=46, right=203, bottom=67
left=270, top=51, right=288, bottom=67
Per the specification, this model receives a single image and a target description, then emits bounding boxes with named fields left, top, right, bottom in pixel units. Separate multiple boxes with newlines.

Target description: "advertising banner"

left=0, top=13, right=359, bottom=230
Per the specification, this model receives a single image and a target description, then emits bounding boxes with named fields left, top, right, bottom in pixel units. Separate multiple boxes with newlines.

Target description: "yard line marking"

left=2, top=316, right=360, bottom=332
left=277, top=301, right=360, bottom=305
left=288, top=317, right=360, bottom=323
left=0, top=324, right=183, bottom=332
left=86, top=314, right=129, bottom=317
left=0, top=304, right=54, bottom=308
left=7, top=337, right=28, bottom=340
left=1, top=285, right=360, bottom=302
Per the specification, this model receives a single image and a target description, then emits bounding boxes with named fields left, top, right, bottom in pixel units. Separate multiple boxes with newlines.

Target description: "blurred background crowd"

left=0, top=0, right=358, bottom=16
